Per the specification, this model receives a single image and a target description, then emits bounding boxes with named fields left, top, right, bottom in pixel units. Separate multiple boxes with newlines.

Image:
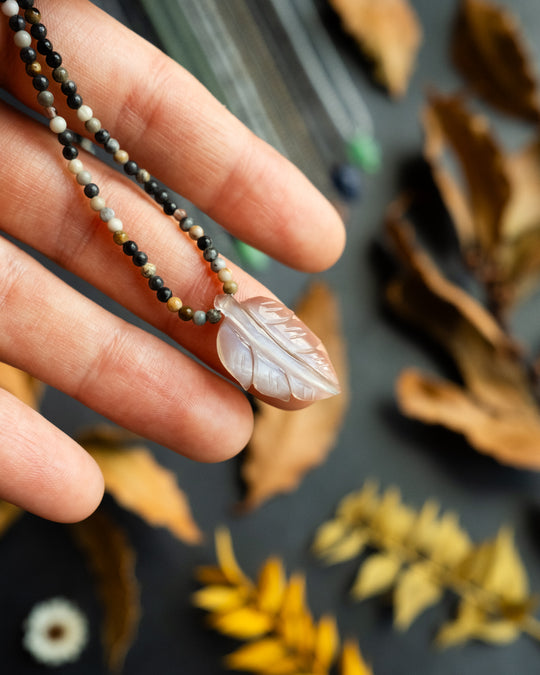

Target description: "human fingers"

left=0, top=387, right=104, bottom=521
left=0, top=236, right=254, bottom=462
left=0, top=0, right=346, bottom=271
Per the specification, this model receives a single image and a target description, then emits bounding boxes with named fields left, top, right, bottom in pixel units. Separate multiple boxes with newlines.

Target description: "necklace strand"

left=2, top=0, right=241, bottom=326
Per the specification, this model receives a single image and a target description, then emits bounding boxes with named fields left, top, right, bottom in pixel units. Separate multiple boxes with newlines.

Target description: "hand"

left=0, top=0, right=345, bottom=522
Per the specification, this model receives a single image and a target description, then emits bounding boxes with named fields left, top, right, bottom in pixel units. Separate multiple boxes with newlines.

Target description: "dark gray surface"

left=2, top=1, right=540, bottom=673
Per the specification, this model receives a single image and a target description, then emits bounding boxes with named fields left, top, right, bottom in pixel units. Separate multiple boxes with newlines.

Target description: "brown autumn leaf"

left=453, top=0, right=540, bottom=122
left=0, top=362, right=44, bottom=410
left=78, top=425, right=202, bottom=544
left=386, top=202, right=540, bottom=468
left=71, top=510, right=140, bottom=673
left=329, top=0, right=422, bottom=97
left=240, top=282, right=349, bottom=511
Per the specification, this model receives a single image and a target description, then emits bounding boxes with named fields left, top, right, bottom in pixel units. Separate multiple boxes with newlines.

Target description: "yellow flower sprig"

left=312, top=482, right=540, bottom=647
left=193, top=528, right=373, bottom=675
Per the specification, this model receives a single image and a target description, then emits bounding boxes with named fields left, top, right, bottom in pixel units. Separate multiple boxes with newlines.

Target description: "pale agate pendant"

left=214, top=295, right=340, bottom=402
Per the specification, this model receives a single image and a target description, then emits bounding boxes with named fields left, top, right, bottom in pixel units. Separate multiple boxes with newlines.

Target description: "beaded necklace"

left=1, top=0, right=340, bottom=403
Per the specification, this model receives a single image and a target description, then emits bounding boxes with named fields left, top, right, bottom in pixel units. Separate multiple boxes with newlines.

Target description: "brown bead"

left=173, top=209, right=187, bottom=222
left=178, top=306, right=194, bottom=321
left=223, top=281, right=238, bottom=295
left=114, top=150, right=129, bottom=165
left=25, top=8, right=41, bottom=24
left=26, top=62, right=42, bottom=76
left=113, top=231, right=129, bottom=245
left=167, top=296, right=183, bottom=312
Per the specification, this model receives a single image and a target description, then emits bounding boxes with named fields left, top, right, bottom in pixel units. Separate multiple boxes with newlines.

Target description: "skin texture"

left=0, top=0, right=345, bottom=522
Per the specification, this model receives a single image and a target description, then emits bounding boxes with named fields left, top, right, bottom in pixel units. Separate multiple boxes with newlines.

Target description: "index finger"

left=0, top=0, right=346, bottom=272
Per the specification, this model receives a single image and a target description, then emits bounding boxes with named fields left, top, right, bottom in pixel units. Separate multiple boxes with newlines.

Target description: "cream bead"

left=217, top=268, right=233, bottom=283
left=14, top=31, right=31, bottom=48
left=68, top=159, right=84, bottom=175
left=1, top=0, right=19, bottom=17
left=189, top=225, right=204, bottom=240
left=76, top=170, right=92, bottom=186
left=49, top=116, right=67, bottom=134
left=107, top=217, right=124, bottom=233
left=90, top=196, right=106, bottom=211
left=77, top=105, right=93, bottom=122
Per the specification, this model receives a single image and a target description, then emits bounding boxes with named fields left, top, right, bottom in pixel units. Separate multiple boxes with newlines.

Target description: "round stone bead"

left=124, top=160, right=138, bottom=176
left=62, top=145, right=78, bottom=160
left=45, top=51, right=62, bottom=69
left=155, top=190, right=169, bottom=205
left=203, top=248, right=218, bottom=262
left=113, top=231, right=129, bottom=245
left=132, top=251, right=148, bottom=267
left=105, top=138, right=120, bottom=154
left=84, top=183, right=99, bottom=198
left=30, top=23, right=47, bottom=40
left=8, top=16, right=26, bottom=32
left=26, top=62, right=42, bottom=77
left=144, top=179, right=158, bottom=195
left=99, top=207, right=115, bottom=222
left=179, top=306, right=194, bottom=321
left=67, top=93, right=83, bottom=109
left=14, top=31, right=32, bottom=48
left=68, top=159, right=84, bottom=174
left=52, top=67, right=69, bottom=83
left=37, top=90, right=54, bottom=107
left=90, top=196, right=106, bottom=211
left=173, top=209, right=187, bottom=221
left=113, top=150, right=129, bottom=164
left=49, top=116, right=67, bottom=134
left=60, top=80, right=76, bottom=95
left=189, top=225, right=204, bottom=240
left=206, top=309, right=222, bottom=324
left=36, top=38, right=53, bottom=55
left=19, top=0, right=36, bottom=9
left=223, top=280, right=238, bottom=294
left=95, top=129, right=110, bottom=145
left=76, top=105, right=93, bottom=122
left=136, top=169, right=150, bottom=184
left=211, top=257, right=226, bottom=272
left=85, top=117, right=101, bottom=134
left=76, top=170, right=92, bottom=186
left=25, top=7, right=41, bottom=24
left=141, top=263, right=156, bottom=278
left=217, top=268, right=233, bottom=283
left=197, top=236, right=212, bottom=251
left=107, top=217, right=123, bottom=233
left=163, top=201, right=177, bottom=216
left=193, top=310, right=206, bottom=326
left=167, top=296, right=183, bottom=312
left=19, top=47, right=36, bottom=63
left=32, top=75, right=49, bottom=91
left=58, top=130, right=75, bottom=146
left=1, top=1, right=20, bottom=18
left=156, top=287, right=172, bottom=303
left=148, top=276, right=164, bottom=291
left=179, top=217, right=193, bottom=232
left=123, top=241, right=138, bottom=256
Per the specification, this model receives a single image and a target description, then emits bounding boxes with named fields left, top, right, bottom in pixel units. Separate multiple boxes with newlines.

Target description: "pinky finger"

left=0, top=389, right=104, bottom=522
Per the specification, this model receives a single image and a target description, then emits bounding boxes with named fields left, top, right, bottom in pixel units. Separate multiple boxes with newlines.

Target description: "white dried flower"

left=22, top=597, right=89, bottom=667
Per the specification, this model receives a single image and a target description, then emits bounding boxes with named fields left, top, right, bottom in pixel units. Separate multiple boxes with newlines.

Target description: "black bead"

left=197, top=235, right=212, bottom=251
left=95, top=129, right=110, bottom=145
left=180, top=217, right=193, bottom=232
left=124, top=160, right=138, bottom=176
left=19, top=47, right=36, bottom=64
left=148, top=276, right=164, bottom=291
left=83, top=184, right=99, bottom=199
left=18, top=0, right=35, bottom=8
left=32, top=75, right=49, bottom=91
left=163, top=201, right=177, bottom=216
left=45, top=52, right=62, bottom=69
left=122, top=241, right=138, bottom=256
left=9, top=15, right=25, bottom=32
left=66, top=94, right=83, bottom=109
left=156, top=287, right=172, bottom=303
left=60, top=80, right=77, bottom=96
left=62, top=145, right=78, bottom=160
left=206, top=309, right=222, bottom=324
left=30, top=23, right=47, bottom=40
left=203, top=247, right=218, bottom=262
left=57, top=130, right=75, bottom=146
left=36, top=39, right=53, bottom=55
left=144, top=179, right=158, bottom=195
left=132, top=251, right=148, bottom=267
left=154, top=190, right=169, bottom=205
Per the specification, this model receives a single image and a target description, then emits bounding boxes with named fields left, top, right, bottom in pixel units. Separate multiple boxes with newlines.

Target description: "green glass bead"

left=346, top=134, right=382, bottom=174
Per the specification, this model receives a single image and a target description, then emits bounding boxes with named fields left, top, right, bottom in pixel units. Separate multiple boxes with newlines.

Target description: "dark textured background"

left=2, top=1, right=540, bottom=673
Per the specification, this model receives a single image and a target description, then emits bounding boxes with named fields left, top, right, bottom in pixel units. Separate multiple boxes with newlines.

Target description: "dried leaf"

left=257, top=557, right=286, bottom=614
left=209, top=606, right=275, bottom=639
left=215, top=526, right=252, bottom=587
left=224, top=639, right=292, bottom=673
left=422, top=94, right=510, bottom=253
left=71, top=510, right=140, bottom=673
left=78, top=425, right=202, bottom=544
left=0, top=362, right=44, bottom=409
left=394, top=561, right=443, bottom=630
left=340, top=640, right=373, bottom=675
left=329, top=0, right=422, bottom=97
left=313, top=615, right=340, bottom=671
left=436, top=599, right=521, bottom=647
left=453, top=0, right=540, bottom=122
left=192, top=585, right=250, bottom=613
left=0, top=500, right=23, bottom=536
left=240, top=283, right=349, bottom=510
left=312, top=524, right=369, bottom=565
left=350, top=552, right=402, bottom=600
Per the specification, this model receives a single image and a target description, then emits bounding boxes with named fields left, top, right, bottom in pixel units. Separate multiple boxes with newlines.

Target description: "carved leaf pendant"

left=215, top=294, right=341, bottom=402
